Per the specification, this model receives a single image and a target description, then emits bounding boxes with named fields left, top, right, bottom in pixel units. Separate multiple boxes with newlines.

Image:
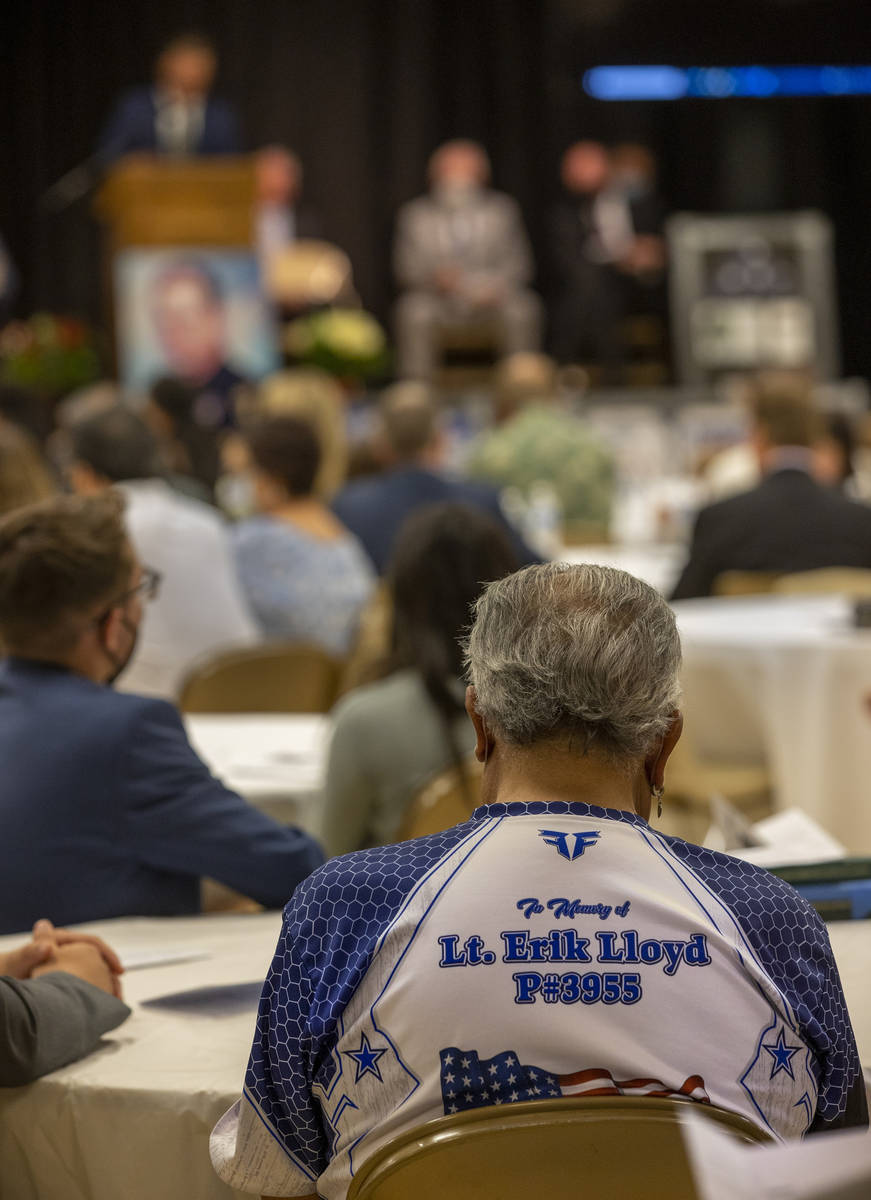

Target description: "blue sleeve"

left=96, top=91, right=142, bottom=163
left=664, top=839, right=868, bottom=1131
left=122, top=699, right=324, bottom=909
left=217, top=101, right=243, bottom=153
left=243, top=831, right=480, bottom=1172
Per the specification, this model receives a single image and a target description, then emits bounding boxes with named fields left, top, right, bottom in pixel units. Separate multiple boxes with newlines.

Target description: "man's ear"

left=99, top=606, right=126, bottom=656
left=465, top=685, right=494, bottom=763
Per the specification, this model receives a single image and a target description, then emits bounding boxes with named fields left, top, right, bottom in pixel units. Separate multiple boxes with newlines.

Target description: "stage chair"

left=712, top=570, right=780, bottom=597
left=396, top=758, right=483, bottom=842
left=178, top=643, right=345, bottom=714
left=773, top=568, right=871, bottom=597
left=346, top=1096, right=771, bottom=1200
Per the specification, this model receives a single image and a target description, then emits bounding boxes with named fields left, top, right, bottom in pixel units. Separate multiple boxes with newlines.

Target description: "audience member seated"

left=812, top=412, right=871, bottom=501
left=332, top=383, right=536, bottom=573
left=393, top=140, right=542, bottom=379
left=97, top=32, right=241, bottom=163
left=144, top=375, right=223, bottom=501
left=671, top=377, right=871, bottom=600
left=0, top=493, right=323, bottom=934
left=212, top=562, right=865, bottom=1198
left=321, top=502, right=517, bottom=856
left=465, top=352, right=615, bottom=532
left=255, top=369, right=349, bottom=497
left=0, top=423, right=56, bottom=517
left=69, top=408, right=258, bottom=698
left=547, top=141, right=665, bottom=376
left=232, top=416, right=375, bottom=654
left=1, top=919, right=128, bottom=1086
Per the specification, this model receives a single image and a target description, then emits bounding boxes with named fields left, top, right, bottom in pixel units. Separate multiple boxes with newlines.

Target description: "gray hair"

left=465, top=562, right=682, bottom=764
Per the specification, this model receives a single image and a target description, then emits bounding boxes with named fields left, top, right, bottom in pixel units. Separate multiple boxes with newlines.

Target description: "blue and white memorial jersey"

left=211, top=801, right=866, bottom=1198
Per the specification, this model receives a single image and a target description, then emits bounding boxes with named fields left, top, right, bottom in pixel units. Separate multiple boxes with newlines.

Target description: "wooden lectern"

left=95, top=155, right=256, bottom=251
left=94, top=156, right=257, bottom=366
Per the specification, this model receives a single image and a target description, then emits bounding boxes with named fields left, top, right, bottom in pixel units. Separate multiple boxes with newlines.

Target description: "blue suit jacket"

left=332, top=466, right=539, bottom=575
left=97, top=86, right=242, bottom=163
left=0, top=659, right=323, bottom=935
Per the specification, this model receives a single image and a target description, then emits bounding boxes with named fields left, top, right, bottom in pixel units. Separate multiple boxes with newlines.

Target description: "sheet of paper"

left=682, top=1109, right=871, bottom=1200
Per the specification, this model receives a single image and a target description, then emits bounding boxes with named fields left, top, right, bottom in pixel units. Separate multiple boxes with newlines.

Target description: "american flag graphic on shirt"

left=439, top=1048, right=710, bottom=1115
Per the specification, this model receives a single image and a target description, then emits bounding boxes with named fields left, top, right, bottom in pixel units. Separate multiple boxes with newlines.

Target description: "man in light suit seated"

left=0, top=493, right=323, bottom=935
left=393, top=140, right=542, bottom=379
left=97, top=31, right=241, bottom=163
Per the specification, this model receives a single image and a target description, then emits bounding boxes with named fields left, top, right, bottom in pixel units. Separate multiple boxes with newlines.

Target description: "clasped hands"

left=0, top=919, right=124, bottom=999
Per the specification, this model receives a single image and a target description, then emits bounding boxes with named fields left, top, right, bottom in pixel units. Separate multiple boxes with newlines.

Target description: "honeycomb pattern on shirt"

left=244, top=819, right=480, bottom=1173
left=658, top=831, right=857, bottom=1122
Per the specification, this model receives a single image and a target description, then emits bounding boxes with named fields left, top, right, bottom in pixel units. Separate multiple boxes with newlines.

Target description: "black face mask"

left=102, top=615, right=140, bottom=686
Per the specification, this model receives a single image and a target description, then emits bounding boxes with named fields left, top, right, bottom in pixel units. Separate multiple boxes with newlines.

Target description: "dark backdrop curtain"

left=2, top=0, right=871, bottom=375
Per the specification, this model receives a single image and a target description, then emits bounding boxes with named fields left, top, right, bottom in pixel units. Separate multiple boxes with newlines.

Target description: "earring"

left=651, top=784, right=664, bottom=819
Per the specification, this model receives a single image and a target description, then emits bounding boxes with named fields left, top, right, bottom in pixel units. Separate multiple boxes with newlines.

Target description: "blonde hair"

left=0, top=423, right=56, bottom=517
left=254, top=369, right=348, bottom=497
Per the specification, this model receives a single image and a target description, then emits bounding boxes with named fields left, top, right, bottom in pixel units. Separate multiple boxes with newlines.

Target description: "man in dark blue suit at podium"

left=98, top=32, right=242, bottom=163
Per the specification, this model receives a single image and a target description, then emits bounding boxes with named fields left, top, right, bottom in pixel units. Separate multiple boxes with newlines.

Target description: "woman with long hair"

left=320, top=501, right=518, bottom=856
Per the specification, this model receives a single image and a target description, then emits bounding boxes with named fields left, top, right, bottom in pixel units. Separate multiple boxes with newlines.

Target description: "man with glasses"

left=0, top=493, right=324, bottom=934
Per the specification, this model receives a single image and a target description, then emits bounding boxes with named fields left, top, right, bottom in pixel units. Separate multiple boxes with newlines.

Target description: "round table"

left=672, top=594, right=871, bottom=854
left=0, top=912, right=866, bottom=1200
left=184, top=713, right=330, bottom=831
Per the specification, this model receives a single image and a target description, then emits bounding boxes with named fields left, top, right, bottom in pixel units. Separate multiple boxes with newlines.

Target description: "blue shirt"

left=232, top=517, right=375, bottom=655
left=0, top=659, right=323, bottom=934
left=212, top=801, right=866, bottom=1199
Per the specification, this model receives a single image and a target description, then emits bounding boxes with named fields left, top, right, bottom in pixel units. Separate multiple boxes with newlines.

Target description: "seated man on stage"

left=255, top=146, right=324, bottom=271
left=97, top=31, right=242, bottom=162
left=547, top=140, right=666, bottom=378
left=0, top=493, right=323, bottom=935
left=393, top=140, right=542, bottom=379
left=211, top=563, right=865, bottom=1200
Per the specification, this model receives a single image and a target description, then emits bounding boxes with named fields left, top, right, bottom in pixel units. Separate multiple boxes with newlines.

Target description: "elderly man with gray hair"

left=212, top=564, right=866, bottom=1200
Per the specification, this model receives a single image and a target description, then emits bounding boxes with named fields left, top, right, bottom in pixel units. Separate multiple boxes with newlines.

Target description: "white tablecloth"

left=185, top=713, right=330, bottom=832
left=560, top=543, right=686, bottom=596
left=0, top=912, right=283, bottom=1200
left=0, top=911, right=866, bottom=1200
left=673, top=595, right=871, bottom=854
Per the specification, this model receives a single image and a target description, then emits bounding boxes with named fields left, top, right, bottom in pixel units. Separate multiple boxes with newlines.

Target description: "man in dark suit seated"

left=547, top=141, right=666, bottom=377
left=671, top=376, right=871, bottom=600
left=97, top=32, right=241, bottom=163
left=0, top=493, right=323, bottom=935
left=332, top=384, right=537, bottom=574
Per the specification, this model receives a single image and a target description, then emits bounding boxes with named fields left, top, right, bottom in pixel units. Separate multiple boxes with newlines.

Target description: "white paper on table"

left=682, top=1109, right=871, bottom=1200
left=706, top=802, right=846, bottom=867
left=119, top=948, right=211, bottom=971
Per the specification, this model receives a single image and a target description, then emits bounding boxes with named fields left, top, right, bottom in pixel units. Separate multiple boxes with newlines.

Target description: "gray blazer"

left=393, top=189, right=534, bottom=291
left=0, top=973, right=130, bottom=1086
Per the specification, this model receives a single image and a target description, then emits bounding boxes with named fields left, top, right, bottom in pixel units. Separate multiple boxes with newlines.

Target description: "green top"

left=320, top=669, right=474, bottom=858
left=465, top=404, right=615, bottom=524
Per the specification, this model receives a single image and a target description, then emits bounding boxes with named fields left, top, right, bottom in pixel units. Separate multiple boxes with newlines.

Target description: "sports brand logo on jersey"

left=538, top=829, right=601, bottom=861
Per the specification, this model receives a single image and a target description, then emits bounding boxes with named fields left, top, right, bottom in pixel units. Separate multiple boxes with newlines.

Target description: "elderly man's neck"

left=489, top=739, right=643, bottom=815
